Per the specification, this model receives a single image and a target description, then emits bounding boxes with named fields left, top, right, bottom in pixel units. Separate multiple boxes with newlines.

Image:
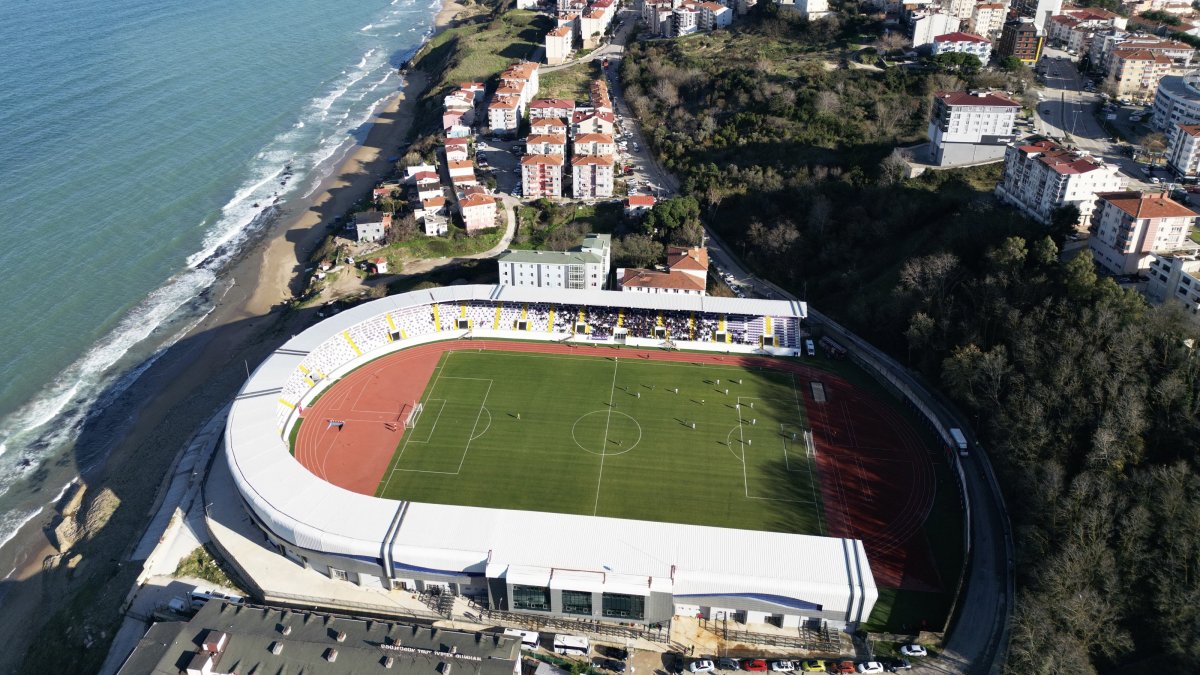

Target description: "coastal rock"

left=82, top=487, right=121, bottom=534
left=48, top=483, right=88, bottom=553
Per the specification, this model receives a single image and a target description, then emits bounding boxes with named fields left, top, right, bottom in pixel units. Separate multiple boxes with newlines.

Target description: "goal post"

left=803, top=429, right=816, bottom=458
left=403, top=402, right=425, bottom=430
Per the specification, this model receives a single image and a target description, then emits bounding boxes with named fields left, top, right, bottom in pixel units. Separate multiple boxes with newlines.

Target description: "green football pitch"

left=374, top=350, right=825, bottom=535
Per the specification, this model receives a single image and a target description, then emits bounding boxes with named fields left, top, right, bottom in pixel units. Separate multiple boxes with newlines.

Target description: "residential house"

left=580, top=10, right=607, bottom=48
left=521, top=154, right=565, bottom=198
left=423, top=214, right=450, bottom=236
left=448, top=160, right=476, bottom=182
left=616, top=247, right=711, bottom=297
left=671, top=4, right=701, bottom=37
left=497, top=233, right=612, bottom=290
left=1167, top=123, right=1200, bottom=179
left=531, top=117, right=570, bottom=137
left=405, top=164, right=437, bottom=179
left=411, top=171, right=443, bottom=202
left=573, top=132, right=617, bottom=156
left=931, top=32, right=993, bottom=62
left=997, top=17, right=1044, bottom=64
left=354, top=210, right=392, bottom=243
left=928, top=90, right=1020, bottom=166
left=501, top=62, right=541, bottom=102
left=590, top=79, right=613, bottom=114
left=624, top=194, right=657, bottom=216
left=1089, top=191, right=1198, bottom=274
left=444, top=137, right=470, bottom=163
left=1108, top=49, right=1173, bottom=104
left=995, top=137, right=1125, bottom=227
left=572, top=110, right=616, bottom=136
left=778, top=0, right=830, bottom=19
left=459, top=193, right=498, bottom=233
left=526, top=133, right=569, bottom=155
left=546, top=26, right=574, bottom=65
left=698, top=2, right=734, bottom=29
left=529, top=98, right=576, bottom=121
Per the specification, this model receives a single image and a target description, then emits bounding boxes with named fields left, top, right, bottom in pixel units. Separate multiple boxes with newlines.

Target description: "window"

left=562, top=590, right=592, bottom=615
left=512, top=585, right=551, bottom=611
left=602, top=593, right=645, bottom=620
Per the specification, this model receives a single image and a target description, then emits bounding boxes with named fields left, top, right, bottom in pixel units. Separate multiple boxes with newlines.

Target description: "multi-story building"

left=488, top=95, right=522, bottom=135
left=1090, top=33, right=1194, bottom=76
left=910, top=11, right=959, bottom=48
left=1088, top=191, right=1198, bottom=274
left=1145, top=251, right=1200, bottom=321
left=928, top=91, right=1020, bottom=166
left=526, top=133, right=569, bottom=156
left=497, top=233, right=612, bottom=289
left=459, top=192, right=498, bottom=233
left=580, top=9, right=607, bottom=48
left=572, top=110, right=616, bottom=136
left=1152, top=71, right=1200, bottom=132
left=940, top=0, right=976, bottom=23
left=995, top=137, right=1125, bottom=227
left=931, top=32, right=993, bottom=62
left=1107, top=49, right=1173, bottom=104
left=617, top=246, right=711, bottom=296
left=590, top=79, right=612, bottom=114
left=354, top=210, right=392, bottom=243
left=521, top=154, right=565, bottom=198
left=778, top=0, right=829, bottom=19
left=571, top=155, right=615, bottom=199
left=1045, top=9, right=1125, bottom=54
left=671, top=4, right=701, bottom=36
left=545, top=26, right=574, bottom=65
left=969, top=3, right=1008, bottom=39
left=529, top=98, right=576, bottom=121
left=698, top=1, right=733, bottom=30
left=573, top=132, right=617, bottom=156
left=531, top=117, right=570, bottom=137
left=501, top=62, right=540, bottom=102
left=1167, top=124, right=1200, bottom=179
left=444, top=137, right=470, bottom=163
left=998, top=17, right=1044, bottom=64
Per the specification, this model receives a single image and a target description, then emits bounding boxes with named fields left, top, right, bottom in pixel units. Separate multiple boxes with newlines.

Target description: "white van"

left=553, top=634, right=590, bottom=656
left=804, top=339, right=816, bottom=357
left=504, top=629, right=540, bottom=650
left=949, top=427, right=969, bottom=457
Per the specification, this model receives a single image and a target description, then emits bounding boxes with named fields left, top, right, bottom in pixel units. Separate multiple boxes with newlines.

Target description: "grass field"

left=375, top=349, right=825, bottom=534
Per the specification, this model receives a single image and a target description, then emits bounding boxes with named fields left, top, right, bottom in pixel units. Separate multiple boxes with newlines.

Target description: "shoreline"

left=0, top=1, right=464, bottom=670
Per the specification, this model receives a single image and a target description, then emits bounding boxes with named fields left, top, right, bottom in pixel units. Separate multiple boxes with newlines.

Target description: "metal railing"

left=474, top=606, right=673, bottom=643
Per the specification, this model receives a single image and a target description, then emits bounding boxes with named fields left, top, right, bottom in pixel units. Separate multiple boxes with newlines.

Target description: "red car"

left=740, top=660, right=768, bottom=672
left=832, top=662, right=856, bottom=674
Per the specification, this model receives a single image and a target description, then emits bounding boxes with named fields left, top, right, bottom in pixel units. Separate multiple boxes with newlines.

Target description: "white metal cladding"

left=225, top=285, right=877, bottom=621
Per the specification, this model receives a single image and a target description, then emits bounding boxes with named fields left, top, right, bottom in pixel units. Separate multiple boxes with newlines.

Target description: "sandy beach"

left=0, top=3, right=465, bottom=671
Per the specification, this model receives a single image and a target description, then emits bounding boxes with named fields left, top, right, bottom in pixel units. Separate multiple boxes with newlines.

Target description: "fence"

left=710, top=624, right=839, bottom=652
left=475, top=606, right=673, bottom=643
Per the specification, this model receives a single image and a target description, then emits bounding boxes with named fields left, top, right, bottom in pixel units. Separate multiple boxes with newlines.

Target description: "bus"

left=553, top=634, right=590, bottom=656
left=504, top=629, right=540, bottom=650
left=949, top=428, right=969, bottom=457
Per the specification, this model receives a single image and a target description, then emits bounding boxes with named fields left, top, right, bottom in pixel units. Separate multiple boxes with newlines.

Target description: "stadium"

left=225, top=285, right=939, bottom=632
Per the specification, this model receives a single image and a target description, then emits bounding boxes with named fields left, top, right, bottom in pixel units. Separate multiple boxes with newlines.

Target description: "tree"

left=931, top=52, right=982, bottom=76
left=1000, top=55, right=1024, bottom=72
left=613, top=233, right=664, bottom=268
left=1049, top=204, right=1082, bottom=239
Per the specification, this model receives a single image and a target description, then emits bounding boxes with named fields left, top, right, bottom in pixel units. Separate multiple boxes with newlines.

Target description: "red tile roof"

left=532, top=117, right=567, bottom=127
left=448, top=160, right=474, bottom=170
left=620, top=268, right=706, bottom=291
left=625, top=195, right=656, bottom=207
left=444, top=137, right=469, bottom=146
left=667, top=246, right=709, bottom=272
left=548, top=26, right=572, bottom=37
left=934, top=31, right=990, bottom=43
left=1179, top=124, right=1200, bottom=137
left=529, top=98, right=575, bottom=109
left=1096, top=191, right=1197, bottom=219
left=574, top=133, right=614, bottom=144
left=571, top=154, right=614, bottom=166
left=527, top=133, right=567, bottom=145
left=521, top=154, right=565, bottom=166
left=460, top=193, right=495, bottom=208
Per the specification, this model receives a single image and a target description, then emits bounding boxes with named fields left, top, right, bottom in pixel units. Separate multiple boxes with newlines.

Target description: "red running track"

left=293, top=339, right=943, bottom=591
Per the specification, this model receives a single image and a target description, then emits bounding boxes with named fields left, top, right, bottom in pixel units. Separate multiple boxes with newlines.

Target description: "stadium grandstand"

left=225, top=285, right=878, bottom=631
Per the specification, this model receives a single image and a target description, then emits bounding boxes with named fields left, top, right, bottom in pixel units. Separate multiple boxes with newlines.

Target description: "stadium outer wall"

left=224, top=285, right=878, bottom=631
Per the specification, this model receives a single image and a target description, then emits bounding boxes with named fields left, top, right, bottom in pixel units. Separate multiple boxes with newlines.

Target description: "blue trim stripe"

left=392, top=560, right=469, bottom=577
left=673, top=593, right=822, bottom=612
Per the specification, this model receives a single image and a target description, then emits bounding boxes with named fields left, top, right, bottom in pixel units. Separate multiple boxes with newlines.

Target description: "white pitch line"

left=593, top=358, right=620, bottom=516
left=456, top=380, right=494, bottom=473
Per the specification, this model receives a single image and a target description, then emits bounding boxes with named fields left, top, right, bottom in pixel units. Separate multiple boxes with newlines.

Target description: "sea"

left=0, top=0, right=440, bottom=569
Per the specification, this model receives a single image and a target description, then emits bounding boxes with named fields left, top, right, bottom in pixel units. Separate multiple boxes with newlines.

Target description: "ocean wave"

left=0, top=506, right=43, bottom=556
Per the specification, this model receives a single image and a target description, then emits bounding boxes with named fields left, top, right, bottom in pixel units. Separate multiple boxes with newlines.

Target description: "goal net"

left=803, top=429, right=816, bottom=458
left=403, top=402, right=425, bottom=430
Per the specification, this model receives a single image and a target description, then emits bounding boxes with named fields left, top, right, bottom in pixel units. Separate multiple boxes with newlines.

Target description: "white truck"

left=553, top=634, right=590, bottom=656
left=504, top=628, right=540, bottom=650
left=949, top=428, right=969, bottom=457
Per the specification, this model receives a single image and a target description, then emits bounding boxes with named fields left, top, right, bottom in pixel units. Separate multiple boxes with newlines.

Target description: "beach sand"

left=0, top=4, right=462, bottom=671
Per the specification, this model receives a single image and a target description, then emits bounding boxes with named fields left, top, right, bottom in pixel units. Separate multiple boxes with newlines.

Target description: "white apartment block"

left=698, top=2, right=733, bottom=30
left=940, top=0, right=976, bottom=22
left=531, top=117, right=570, bottom=136
left=488, top=95, right=522, bottom=135
left=526, top=133, right=568, bottom=156
left=969, top=3, right=1008, bottom=39
left=571, top=155, right=615, bottom=199
left=573, top=133, right=616, bottom=156
left=995, top=138, right=1125, bottom=228
left=911, top=11, right=960, bottom=48
left=1108, top=49, right=1172, bottom=105
left=777, top=0, right=830, bottom=19
left=931, top=32, right=993, bottom=62
left=1153, top=72, right=1200, bottom=132
left=545, top=26, right=573, bottom=65
left=928, top=91, right=1020, bottom=166
left=1167, top=124, right=1200, bottom=179
left=1089, top=191, right=1198, bottom=274
left=1032, top=0, right=1062, bottom=34
left=459, top=193, right=498, bottom=233
left=521, top=154, right=565, bottom=198
left=529, top=98, right=576, bottom=121
left=497, top=234, right=611, bottom=290
left=1146, top=252, right=1200, bottom=321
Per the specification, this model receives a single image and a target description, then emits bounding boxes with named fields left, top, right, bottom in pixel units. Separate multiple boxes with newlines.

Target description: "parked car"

left=740, top=660, right=769, bottom=672
left=717, top=658, right=740, bottom=671
left=594, top=658, right=627, bottom=672
left=799, top=662, right=826, bottom=673
left=899, top=645, right=927, bottom=657
left=857, top=663, right=884, bottom=674
left=769, top=662, right=795, bottom=672
left=879, top=658, right=911, bottom=671
left=689, top=660, right=717, bottom=673
left=831, top=663, right=856, bottom=674
left=600, top=646, right=629, bottom=660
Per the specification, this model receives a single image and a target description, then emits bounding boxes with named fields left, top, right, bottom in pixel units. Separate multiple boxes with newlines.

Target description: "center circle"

left=571, top=410, right=643, bottom=456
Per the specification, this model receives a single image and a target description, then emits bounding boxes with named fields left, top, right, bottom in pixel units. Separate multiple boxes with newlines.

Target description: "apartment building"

left=1089, top=191, right=1198, bottom=274
left=928, top=90, right=1020, bottom=166
left=1167, top=124, right=1200, bottom=179
left=526, top=133, right=569, bottom=156
left=911, top=11, right=959, bottom=48
left=545, top=26, right=574, bottom=65
left=488, top=95, right=522, bottom=135
left=531, top=117, right=570, bottom=137
left=1090, top=32, right=1193, bottom=76
left=529, top=98, right=576, bottom=121
left=1045, top=8, right=1125, bottom=54
left=931, top=32, right=993, bottom=62
left=995, top=137, right=1125, bottom=227
left=459, top=193, right=498, bottom=233
left=521, top=154, right=565, bottom=198
left=998, top=17, right=1044, bottom=64
left=1145, top=252, right=1200, bottom=321
left=573, top=132, right=616, bottom=156
left=1152, top=71, right=1200, bottom=132
left=497, top=233, right=612, bottom=290
left=969, top=3, right=1008, bottom=39
left=571, top=155, right=615, bottom=199
left=1107, top=49, right=1173, bottom=104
